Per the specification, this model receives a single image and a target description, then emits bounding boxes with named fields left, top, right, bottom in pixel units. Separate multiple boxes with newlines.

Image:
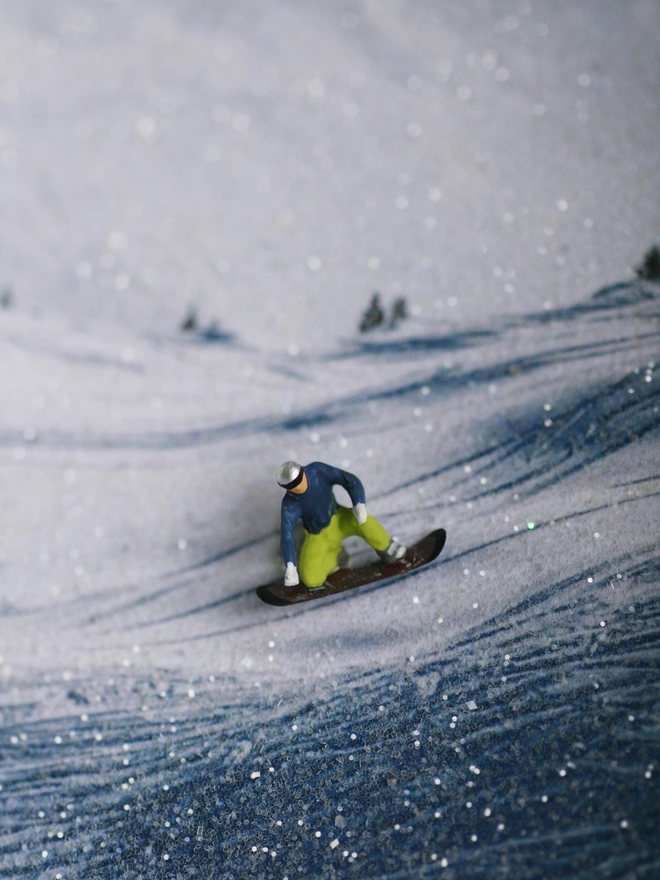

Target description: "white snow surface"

left=1, top=0, right=659, bottom=703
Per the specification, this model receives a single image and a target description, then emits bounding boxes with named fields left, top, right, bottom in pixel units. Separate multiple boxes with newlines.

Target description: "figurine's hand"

left=284, top=562, right=299, bottom=586
left=353, top=502, right=368, bottom=525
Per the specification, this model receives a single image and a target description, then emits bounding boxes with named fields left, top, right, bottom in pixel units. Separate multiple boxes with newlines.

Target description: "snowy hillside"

left=0, top=2, right=659, bottom=878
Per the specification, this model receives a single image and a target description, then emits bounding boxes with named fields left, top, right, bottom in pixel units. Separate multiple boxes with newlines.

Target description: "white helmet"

left=277, top=460, right=304, bottom=489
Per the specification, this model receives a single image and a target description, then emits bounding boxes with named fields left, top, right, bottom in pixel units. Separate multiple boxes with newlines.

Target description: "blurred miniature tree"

left=359, top=292, right=385, bottom=332
left=1, top=286, right=13, bottom=308
left=635, top=245, right=660, bottom=281
left=389, top=296, right=408, bottom=328
left=180, top=306, right=197, bottom=332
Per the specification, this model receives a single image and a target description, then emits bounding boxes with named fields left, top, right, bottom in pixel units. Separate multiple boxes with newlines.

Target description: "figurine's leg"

left=299, top=508, right=395, bottom=587
left=298, top=517, right=344, bottom=588
left=335, top=505, right=390, bottom=553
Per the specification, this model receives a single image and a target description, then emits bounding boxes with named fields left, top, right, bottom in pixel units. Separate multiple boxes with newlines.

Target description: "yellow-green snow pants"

left=298, top=506, right=390, bottom=588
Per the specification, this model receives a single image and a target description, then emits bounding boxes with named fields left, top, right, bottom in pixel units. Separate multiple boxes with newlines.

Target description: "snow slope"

left=0, top=2, right=659, bottom=878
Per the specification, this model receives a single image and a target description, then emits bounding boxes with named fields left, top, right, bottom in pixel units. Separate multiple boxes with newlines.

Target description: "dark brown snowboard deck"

left=257, top=528, right=446, bottom=607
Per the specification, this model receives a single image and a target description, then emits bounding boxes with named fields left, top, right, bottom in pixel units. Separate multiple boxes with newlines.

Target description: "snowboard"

left=256, top=528, right=446, bottom=607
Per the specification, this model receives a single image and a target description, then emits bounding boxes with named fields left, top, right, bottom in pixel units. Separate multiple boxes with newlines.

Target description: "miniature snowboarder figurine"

left=277, top=461, right=406, bottom=590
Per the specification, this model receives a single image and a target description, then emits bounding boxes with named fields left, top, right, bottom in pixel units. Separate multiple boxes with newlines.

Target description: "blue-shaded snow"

left=1, top=281, right=659, bottom=879
left=1, top=553, right=659, bottom=879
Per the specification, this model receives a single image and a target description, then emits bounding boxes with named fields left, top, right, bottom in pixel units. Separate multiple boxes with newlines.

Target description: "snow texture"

left=1, top=2, right=659, bottom=878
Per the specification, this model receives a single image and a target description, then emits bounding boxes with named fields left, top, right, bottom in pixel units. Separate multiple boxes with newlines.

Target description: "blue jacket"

left=280, top=461, right=366, bottom=566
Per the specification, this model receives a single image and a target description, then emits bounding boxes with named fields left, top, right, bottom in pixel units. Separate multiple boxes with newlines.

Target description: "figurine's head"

left=277, top=460, right=307, bottom=494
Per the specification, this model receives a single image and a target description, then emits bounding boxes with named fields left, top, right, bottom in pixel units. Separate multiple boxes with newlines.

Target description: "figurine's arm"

left=319, top=462, right=366, bottom=505
left=280, top=501, right=300, bottom=584
left=317, top=462, right=368, bottom=523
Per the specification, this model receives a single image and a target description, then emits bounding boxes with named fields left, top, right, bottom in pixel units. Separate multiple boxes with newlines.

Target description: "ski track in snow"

left=1, top=283, right=659, bottom=879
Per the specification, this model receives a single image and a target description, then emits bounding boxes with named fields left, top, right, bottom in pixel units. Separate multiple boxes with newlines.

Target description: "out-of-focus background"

left=1, top=0, right=658, bottom=349
left=1, top=2, right=659, bottom=878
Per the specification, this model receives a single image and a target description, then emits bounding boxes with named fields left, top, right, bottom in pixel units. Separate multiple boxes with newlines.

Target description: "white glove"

left=284, top=562, right=299, bottom=586
left=353, top=502, right=368, bottom=525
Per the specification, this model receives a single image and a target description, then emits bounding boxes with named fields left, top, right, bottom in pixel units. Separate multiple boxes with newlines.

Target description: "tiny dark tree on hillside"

left=636, top=245, right=660, bottom=282
left=359, top=292, right=385, bottom=332
left=389, top=296, right=408, bottom=328
left=180, top=306, right=198, bottom=332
